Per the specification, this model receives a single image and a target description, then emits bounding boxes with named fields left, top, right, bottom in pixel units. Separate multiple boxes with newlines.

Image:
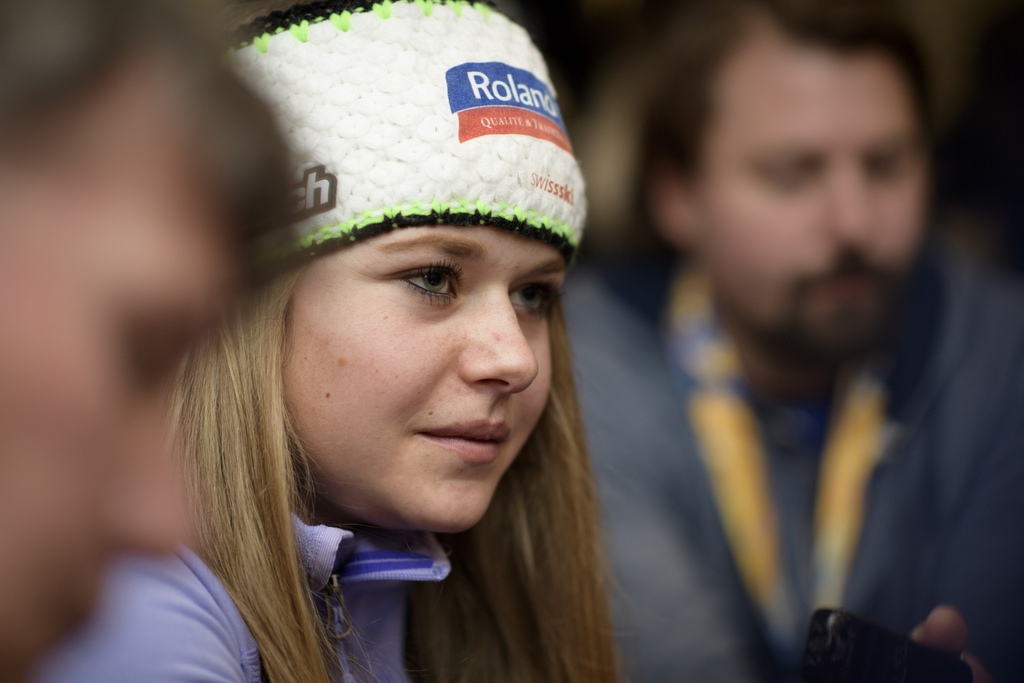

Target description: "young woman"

left=38, top=2, right=617, bottom=683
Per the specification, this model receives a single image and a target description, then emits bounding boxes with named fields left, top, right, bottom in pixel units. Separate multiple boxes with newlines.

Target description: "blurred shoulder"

left=35, top=550, right=259, bottom=683
left=939, top=249, right=1024, bottom=370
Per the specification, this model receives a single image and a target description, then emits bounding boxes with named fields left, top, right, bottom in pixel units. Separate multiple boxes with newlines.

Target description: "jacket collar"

left=292, top=516, right=450, bottom=593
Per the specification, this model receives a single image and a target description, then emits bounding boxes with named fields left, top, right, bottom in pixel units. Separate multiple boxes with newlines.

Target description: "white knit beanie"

left=232, top=0, right=585, bottom=266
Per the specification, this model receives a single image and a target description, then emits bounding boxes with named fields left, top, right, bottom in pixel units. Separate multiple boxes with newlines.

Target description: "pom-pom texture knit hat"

left=234, top=0, right=586, bottom=264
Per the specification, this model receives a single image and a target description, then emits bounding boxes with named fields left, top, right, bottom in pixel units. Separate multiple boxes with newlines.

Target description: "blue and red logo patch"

left=446, top=62, right=572, bottom=153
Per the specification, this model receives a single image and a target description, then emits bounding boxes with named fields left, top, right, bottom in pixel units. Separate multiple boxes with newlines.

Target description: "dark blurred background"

left=497, top=0, right=1024, bottom=272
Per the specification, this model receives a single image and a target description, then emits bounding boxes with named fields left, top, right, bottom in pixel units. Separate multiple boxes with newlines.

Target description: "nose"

left=824, top=162, right=874, bottom=248
left=458, top=291, right=539, bottom=395
left=103, top=399, right=183, bottom=556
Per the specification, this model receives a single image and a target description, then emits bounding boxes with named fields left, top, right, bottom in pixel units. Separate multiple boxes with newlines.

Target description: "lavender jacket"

left=35, top=520, right=450, bottom=683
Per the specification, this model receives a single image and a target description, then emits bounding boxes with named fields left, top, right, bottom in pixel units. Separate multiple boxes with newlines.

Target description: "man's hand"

left=911, top=605, right=992, bottom=683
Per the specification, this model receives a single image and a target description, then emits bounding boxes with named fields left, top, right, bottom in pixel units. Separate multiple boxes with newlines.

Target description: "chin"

left=402, top=488, right=496, bottom=534
left=414, top=506, right=490, bottom=534
left=811, top=307, right=891, bottom=358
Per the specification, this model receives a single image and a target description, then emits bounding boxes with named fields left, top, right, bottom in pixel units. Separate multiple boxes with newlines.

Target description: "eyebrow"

left=378, top=231, right=567, bottom=276
left=379, top=234, right=487, bottom=259
left=528, top=257, right=567, bottom=277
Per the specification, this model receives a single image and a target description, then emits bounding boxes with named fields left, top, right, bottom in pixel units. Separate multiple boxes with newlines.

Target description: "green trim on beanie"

left=236, top=0, right=502, bottom=51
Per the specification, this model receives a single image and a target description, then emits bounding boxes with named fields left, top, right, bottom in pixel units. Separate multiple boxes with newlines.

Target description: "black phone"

left=801, top=608, right=973, bottom=683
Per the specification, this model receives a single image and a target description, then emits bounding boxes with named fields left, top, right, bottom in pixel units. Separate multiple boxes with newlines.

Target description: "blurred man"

left=0, top=0, right=288, bottom=679
left=566, top=1, right=1023, bottom=681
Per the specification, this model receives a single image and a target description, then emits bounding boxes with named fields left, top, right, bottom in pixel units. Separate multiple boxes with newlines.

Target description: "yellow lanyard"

left=666, top=269, right=887, bottom=646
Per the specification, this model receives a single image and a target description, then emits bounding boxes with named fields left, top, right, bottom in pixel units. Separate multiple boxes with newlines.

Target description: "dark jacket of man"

left=565, top=246, right=1024, bottom=683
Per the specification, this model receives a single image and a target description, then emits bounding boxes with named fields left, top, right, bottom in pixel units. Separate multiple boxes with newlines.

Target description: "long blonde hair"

left=172, top=263, right=618, bottom=683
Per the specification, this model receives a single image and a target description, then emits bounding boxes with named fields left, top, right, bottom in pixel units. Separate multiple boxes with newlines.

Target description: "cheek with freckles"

left=510, top=330, right=551, bottom=444
left=286, top=306, right=454, bottom=446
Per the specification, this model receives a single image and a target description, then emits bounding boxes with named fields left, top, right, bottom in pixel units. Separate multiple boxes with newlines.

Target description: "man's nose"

left=825, top=162, right=874, bottom=247
left=457, top=292, right=539, bottom=395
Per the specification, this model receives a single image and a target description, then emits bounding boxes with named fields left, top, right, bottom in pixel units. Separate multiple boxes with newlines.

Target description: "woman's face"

left=283, top=225, right=565, bottom=533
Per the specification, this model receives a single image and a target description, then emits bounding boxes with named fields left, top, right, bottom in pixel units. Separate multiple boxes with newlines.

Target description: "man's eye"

left=766, top=167, right=811, bottom=192
left=864, top=151, right=905, bottom=181
left=754, top=156, right=823, bottom=193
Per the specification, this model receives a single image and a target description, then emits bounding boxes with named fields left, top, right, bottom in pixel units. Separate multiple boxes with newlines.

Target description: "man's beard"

left=743, top=251, right=906, bottom=366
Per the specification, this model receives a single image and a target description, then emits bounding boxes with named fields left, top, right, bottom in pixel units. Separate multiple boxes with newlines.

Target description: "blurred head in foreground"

left=0, top=0, right=288, bottom=676
left=643, top=0, right=929, bottom=390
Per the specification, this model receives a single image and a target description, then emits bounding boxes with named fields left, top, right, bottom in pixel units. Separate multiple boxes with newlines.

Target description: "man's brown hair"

left=646, top=0, right=929, bottom=175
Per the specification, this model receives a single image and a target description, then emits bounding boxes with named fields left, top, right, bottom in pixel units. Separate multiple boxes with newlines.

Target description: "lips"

left=417, top=421, right=510, bottom=464
left=812, top=273, right=880, bottom=304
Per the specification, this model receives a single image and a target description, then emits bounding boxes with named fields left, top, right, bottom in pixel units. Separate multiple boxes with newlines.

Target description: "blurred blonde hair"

left=171, top=264, right=618, bottom=683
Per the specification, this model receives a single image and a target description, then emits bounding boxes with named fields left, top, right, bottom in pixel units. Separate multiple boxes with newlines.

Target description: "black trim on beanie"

left=308, top=210, right=573, bottom=263
left=237, top=0, right=500, bottom=45
left=253, top=209, right=575, bottom=280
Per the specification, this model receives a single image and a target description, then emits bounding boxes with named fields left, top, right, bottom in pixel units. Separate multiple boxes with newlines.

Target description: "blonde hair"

left=172, top=263, right=619, bottom=683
